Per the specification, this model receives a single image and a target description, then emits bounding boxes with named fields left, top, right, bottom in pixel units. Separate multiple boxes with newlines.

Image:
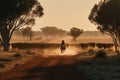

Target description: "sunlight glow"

left=35, top=0, right=100, bottom=31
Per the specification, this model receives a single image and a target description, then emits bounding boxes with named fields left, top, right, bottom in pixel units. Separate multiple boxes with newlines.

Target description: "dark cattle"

left=11, top=43, right=60, bottom=49
left=96, top=43, right=114, bottom=50
left=96, top=43, right=103, bottom=49
left=80, top=43, right=89, bottom=50
left=103, top=43, right=114, bottom=50
left=88, top=43, right=96, bottom=48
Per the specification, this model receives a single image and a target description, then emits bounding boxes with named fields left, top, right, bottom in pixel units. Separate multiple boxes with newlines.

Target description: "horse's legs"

left=61, top=49, right=65, bottom=53
left=61, top=49, right=62, bottom=53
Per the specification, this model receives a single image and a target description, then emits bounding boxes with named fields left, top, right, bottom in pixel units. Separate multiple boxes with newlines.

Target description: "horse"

left=60, top=40, right=66, bottom=53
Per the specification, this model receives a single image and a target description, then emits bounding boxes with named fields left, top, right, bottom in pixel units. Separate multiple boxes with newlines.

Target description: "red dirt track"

left=0, top=55, right=88, bottom=80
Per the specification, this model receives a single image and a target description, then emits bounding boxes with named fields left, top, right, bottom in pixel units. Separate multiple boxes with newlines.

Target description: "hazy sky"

left=34, top=0, right=100, bottom=31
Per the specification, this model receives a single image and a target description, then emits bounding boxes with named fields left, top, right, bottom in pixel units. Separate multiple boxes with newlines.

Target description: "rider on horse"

left=60, top=40, right=66, bottom=53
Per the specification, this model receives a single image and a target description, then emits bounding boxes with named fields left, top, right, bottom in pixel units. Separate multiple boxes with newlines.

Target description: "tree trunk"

left=113, top=39, right=119, bottom=55
left=3, top=38, right=10, bottom=52
left=30, top=34, right=32, bottom=41
left=3, top=43, right=9, bottom=52
left=115, top=45, right=119, bottom=55
left=1, top=31, right=10, bottom=52
left=73, top=37, right=77, bottom=41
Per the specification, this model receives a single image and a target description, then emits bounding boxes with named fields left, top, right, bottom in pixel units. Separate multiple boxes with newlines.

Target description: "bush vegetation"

left=95, top=50, right=107, bottom=58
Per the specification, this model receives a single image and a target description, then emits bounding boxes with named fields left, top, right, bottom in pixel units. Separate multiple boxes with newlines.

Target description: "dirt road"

left=0, top=54, right=88, bottom=80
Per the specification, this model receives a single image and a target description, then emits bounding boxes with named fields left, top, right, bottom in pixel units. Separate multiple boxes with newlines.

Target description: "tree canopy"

left=41, top=26, right=67, bottom=36
left=89, top=0, right=120, bottom=54
left=0, top=0, right=44, bottom=51
left=89, top=0, right=120, bottom=26
left=70, top=27, right=83, bottom=41
left=21, top=27, right=33, bottom=40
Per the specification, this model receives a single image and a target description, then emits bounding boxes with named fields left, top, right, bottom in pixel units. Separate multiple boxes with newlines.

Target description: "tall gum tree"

left=0, top=0, right=44, bottom=51
left=89, top=0, right=120, bottom=54
left=70, top=27, right=83, bottom=41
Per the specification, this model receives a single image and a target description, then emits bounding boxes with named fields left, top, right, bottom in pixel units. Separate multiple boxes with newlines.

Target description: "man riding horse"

left=60, top=40, right=66, bottom=53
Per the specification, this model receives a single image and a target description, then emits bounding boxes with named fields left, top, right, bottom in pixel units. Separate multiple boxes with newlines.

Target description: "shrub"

left=26, top=50, right=34, bottom=55
left=88, top=49, right=95, bottom=56
left=0, top=57, right=12, bottom=61
left=95, top=50, right=107, bottom=58
left=0, top=64, right=5, bottom=68
left=12, top=53, right=21, bottom=57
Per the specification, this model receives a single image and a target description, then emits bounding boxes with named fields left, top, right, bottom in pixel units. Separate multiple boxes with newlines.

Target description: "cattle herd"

left=10, top=42, right=114, bottom=50
left=80, top=43, right=114, bottom=50
left=11, top=43, right=60, bottom=49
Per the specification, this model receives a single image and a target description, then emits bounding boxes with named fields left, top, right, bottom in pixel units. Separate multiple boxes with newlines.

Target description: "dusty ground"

left=0, top=32, right=116, bottom=80
left=10, top=33, right=113, bottom=44
left=0, top=43, right=118, bottom=80
left=0, top=50, right=38, bottom=73
left=0, top=51, right=88, bottom=80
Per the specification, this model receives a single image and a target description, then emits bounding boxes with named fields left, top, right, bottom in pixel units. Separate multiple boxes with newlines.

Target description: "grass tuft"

left=12, top=53, right=22, bottom=57
left=95, top=50, right=107, bottom=58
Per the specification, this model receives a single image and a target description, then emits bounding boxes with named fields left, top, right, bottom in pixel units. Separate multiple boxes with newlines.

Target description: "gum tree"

left=70, top=27, right=83, bottom=41
left=21, top=27, right=33, bottom=41
left=0, top=0, right=44, bottom=51
left=89, top=0, right=120, bottom=54
left=41, top=26, right=67, bottom=36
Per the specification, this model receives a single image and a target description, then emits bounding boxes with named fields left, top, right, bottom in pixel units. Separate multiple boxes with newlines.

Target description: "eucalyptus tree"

left=0, top=0, right=44, bottom=51
left=70, top=27, right=83, bottom=41
left=89, top=0, right=120, bottom=54
left=21, top=27, right=33, bottom=41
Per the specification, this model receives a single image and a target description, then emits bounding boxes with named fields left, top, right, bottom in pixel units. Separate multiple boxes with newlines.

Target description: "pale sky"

left=34, top=0, right=100, bottom=31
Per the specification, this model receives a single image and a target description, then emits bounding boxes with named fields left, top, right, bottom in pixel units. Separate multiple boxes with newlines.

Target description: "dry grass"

left=77, top=37, right=113, bottom=43
left=76, top=50, right=120, bottom=80
left=10, top=34, right=113, bottom=44
left=0, top=50, right=38, bottom=74
left=0, top=43, right=118, bottom=80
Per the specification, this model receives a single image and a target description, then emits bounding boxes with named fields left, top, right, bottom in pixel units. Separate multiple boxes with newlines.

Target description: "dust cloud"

left=37, top=36, right=81, bottom=57
left=42, top=46, right=80, bottom=57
